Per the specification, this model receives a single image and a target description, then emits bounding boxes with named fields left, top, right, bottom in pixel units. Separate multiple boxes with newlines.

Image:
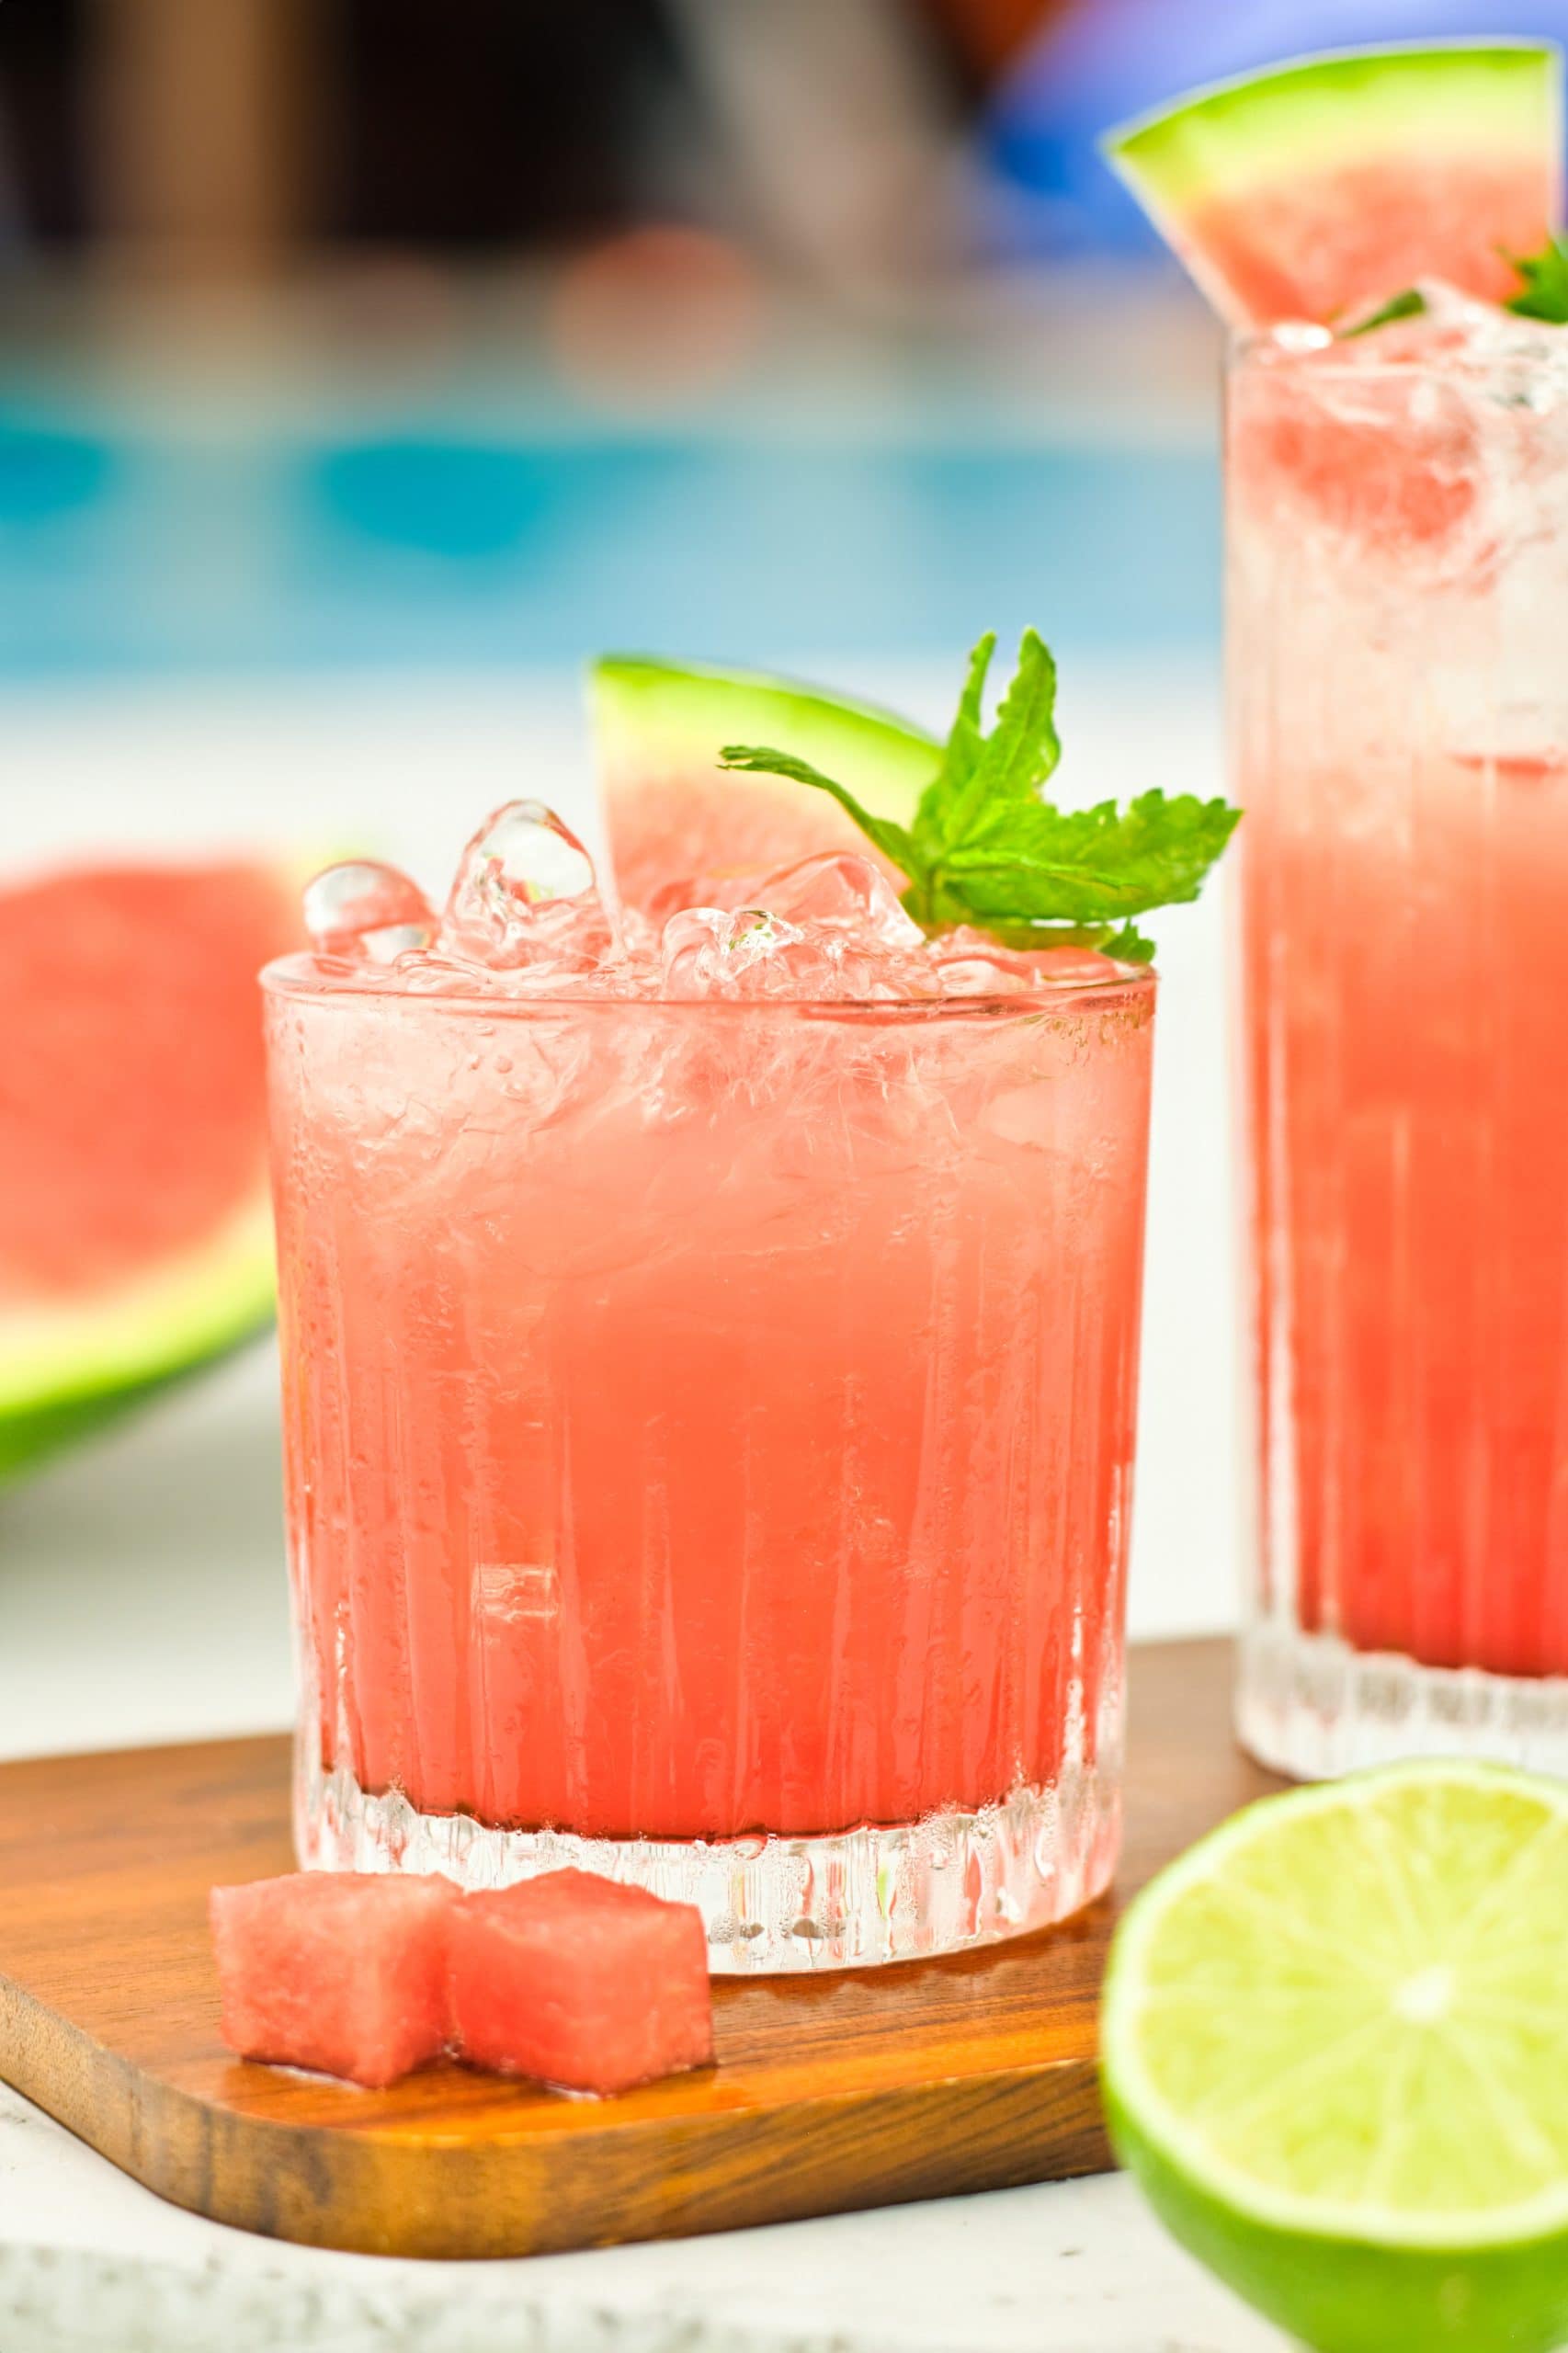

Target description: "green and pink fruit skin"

left=0, top=859, right=306, bottom=1480
left=1104, top=2082, right=1568, bottom=2353
left=447, top=1870, right=713, bottom=2094
left=590, top=654, right=937, bottom=915
left=1104, top=42, right=1564, bottom=325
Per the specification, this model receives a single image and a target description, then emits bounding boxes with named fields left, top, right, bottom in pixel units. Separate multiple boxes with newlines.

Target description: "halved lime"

left=1101, top=1764, right=1568, bottom=2353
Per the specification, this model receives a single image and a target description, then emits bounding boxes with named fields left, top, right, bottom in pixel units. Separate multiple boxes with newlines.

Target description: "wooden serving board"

left=0, top=1637, right=1278, bottom=2260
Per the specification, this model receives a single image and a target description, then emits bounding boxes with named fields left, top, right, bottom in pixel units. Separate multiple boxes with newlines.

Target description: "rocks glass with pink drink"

left=262, top=636, right=1231, bottom=1970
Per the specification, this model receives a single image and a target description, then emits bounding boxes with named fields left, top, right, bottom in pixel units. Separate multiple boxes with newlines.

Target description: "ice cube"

left=660, top=905, right=810, bottom=998
left=749, top=852, right=923, bottom=948
left=659, top=903, right=937, bottom=1002
left=931, top=929, right=1116, bottom=996
left=439, top=801, right=615, bottom=972
left=643, top=870, right=757, bottom=923
left=302, top=861, right=435, bottom=962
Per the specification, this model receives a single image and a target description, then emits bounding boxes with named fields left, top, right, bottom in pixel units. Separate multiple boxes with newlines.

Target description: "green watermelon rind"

left=0, top=1197, right=276, bottom=1481
left=590, top=654, right=940, bottom=822
left=1103, top=41, right=1563, bottom=211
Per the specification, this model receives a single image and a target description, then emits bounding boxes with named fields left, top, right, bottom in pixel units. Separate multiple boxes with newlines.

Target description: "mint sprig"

left=1345, top=234, right=1568, bottom=335
left=1345, top=286, right=1430, bottom=337
left=1508, top=234, right=1568, bottom=324
left=721, top=631, right=1240, bottom=963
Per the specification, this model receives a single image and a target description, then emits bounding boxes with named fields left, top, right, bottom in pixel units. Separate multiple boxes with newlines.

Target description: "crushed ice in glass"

left=1234, top=277, right=1568, bottom=595
left=301, top=814, right=1133, bottom=1002
left=1255, top=281, right=1568, bottom=381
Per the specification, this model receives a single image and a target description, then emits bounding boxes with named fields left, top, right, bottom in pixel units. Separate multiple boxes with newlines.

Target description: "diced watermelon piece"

left=447, top=1870, right=714, bottom=2094
left=210, top=1872, right=458, bottom=2089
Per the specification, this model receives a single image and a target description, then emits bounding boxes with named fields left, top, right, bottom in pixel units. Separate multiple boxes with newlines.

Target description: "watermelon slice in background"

left=589, top=654, right=938, bottom=915
left=1103, top=42, right=1564, bottom=325
left=0, top=859, right=302, bottom=1480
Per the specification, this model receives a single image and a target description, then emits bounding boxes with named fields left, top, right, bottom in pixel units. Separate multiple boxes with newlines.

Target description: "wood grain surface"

left=0, top=1637, right=1278, bottom=2259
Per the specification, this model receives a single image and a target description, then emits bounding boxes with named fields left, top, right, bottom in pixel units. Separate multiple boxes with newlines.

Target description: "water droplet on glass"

left=439, top=801, right=614, bottom=972
left=303, top=861, right=435, bottom=961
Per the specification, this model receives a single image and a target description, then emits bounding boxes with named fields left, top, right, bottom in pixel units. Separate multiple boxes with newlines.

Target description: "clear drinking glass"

left=262, top=957, right=1155, bottom=1971
left=1230, top=310, right=1568, bottom=1775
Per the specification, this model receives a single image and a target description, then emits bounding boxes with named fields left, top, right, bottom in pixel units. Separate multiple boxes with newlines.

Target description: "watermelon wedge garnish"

left=1104, top=41, right=1564, bottom=326
left=590, top=654, right=938, bottom=914
left=0, top=859, right=303, bottom=1479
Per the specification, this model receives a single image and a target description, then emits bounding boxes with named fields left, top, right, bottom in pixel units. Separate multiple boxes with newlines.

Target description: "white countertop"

left=0, top=2079, right=1280, bottom=2353
left=0, top=666, right=1277, bottom=2350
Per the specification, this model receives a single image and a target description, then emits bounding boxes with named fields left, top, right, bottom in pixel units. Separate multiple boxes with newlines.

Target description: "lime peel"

left=1102, top=1761, right=1568, bottom=2353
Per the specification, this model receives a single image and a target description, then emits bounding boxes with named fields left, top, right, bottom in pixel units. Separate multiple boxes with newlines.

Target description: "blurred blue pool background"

left=0, top=348, right=1218, bottom=684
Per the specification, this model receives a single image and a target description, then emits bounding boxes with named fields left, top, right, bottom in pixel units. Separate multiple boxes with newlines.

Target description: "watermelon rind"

left=589, top=654, right=939, bottom=906
left=1103, top=41, right=1564, bottom=321
left=591, top=654, right=938, bottom=811
left=0, top=1189, right=276, bottom=1482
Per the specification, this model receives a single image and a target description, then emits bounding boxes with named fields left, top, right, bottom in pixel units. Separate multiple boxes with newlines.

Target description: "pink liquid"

left=265, top=974, right=1153, bottom=1842
left=1232, top=318, right=1568, bottom=1680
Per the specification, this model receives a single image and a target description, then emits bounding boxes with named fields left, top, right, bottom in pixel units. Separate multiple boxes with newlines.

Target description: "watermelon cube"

left=447, top=1870, right=713, bottom=2094
left=210, top=1872, right=458, bottom=2088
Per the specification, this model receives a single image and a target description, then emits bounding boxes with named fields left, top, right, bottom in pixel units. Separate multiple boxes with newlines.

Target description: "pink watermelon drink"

left=1111, top=43, right=1568, bottom=1772
left=1232, top=304, right=1568, bottom=1757
left=263, top=637, right=1234, bottom=1971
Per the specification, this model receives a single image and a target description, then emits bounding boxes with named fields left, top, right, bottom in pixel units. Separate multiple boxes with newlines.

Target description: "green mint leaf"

left=719, top=633, right=1241, bottom=959
left=1341, top=242, right=1568, bottom=343
left=1100, top=920, right=1155, bottom=962
left=1506, top=234, right=1568, bottom=325
left=915, top=627, right=1060, bottom=863
left=1344, top=287, right=1428, bottom=337
left=937, top=630, right=995, bottom=800
left=718, top=746, right=920, bottom=876
left=932, top=790, right=1241, bottom=927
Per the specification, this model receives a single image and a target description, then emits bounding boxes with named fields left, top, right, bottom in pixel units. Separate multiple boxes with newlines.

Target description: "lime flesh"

left=1102, top=1763, right=1568, bottom=2352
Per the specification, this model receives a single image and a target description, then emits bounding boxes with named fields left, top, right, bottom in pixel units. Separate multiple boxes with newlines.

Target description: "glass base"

left=1237, top=1620, right=1568, bottom=1780
left=294, top=1741, right=1121, bottom=1974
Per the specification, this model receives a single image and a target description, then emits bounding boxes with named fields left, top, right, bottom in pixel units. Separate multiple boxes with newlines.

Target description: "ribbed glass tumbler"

left=263, top=957, right=1155, bottom=1969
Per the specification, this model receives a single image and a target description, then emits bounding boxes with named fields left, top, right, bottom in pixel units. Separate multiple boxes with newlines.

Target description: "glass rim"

left=1225, top=320, right=1568, bottom=381
left=259, top=949, right=1158, bottom=1019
